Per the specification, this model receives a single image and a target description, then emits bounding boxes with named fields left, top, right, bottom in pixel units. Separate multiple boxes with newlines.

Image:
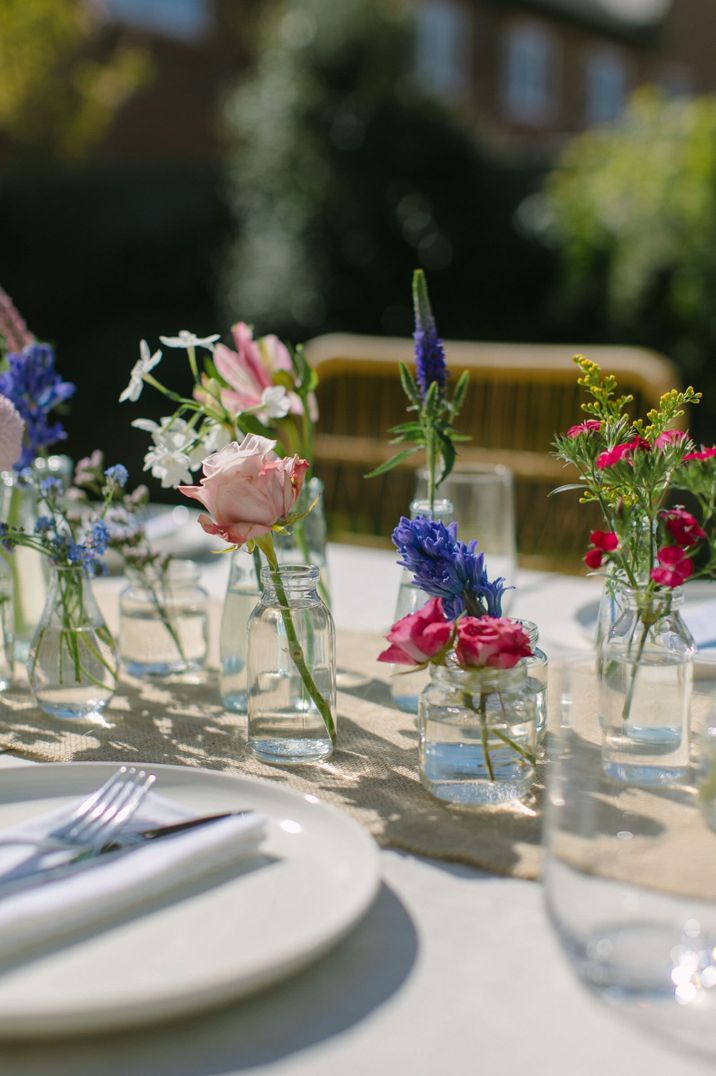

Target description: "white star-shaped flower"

left=119, top=340, right=162, bottom=403
left=159, top=330, right=220, bottom=351
left=258, top=386, right=291, bottom=419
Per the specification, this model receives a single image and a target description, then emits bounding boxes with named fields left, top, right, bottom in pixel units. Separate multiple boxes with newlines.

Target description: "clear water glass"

left=220, top=549, right=261, bottom=713
left=247, top=564, right=336, bottom=765
left=415, top=464, right=517, bottom=607
left=119, top=560, right=208, bottom=679
left=545, top=655, right=716, bottom=1057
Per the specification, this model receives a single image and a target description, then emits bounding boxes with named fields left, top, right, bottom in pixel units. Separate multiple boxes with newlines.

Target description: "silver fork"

left=0, top=767, right=156, bottom=854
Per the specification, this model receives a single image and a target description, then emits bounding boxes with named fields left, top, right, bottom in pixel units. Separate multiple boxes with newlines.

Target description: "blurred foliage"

left=0, top=0, right=151, bottom=161
left=537, top=88, right=716, bottom=438
left=0, top=163, right=230, bottom=495
left=221, top=0, right=551, bottom=341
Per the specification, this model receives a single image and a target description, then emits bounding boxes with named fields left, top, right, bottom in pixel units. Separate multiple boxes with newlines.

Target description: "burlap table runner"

left=0, top=627, right=543, bottom=880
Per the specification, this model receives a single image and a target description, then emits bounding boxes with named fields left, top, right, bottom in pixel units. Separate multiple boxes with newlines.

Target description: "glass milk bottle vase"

left=220, top=549, right=262, bottom=713
left=599, top=586, right=694, bottom=787
left=0, top=471, right=48, bottom=662
left=28, top=565, right=118, bottom=721
left=247, top=564, right=336, bottom=765
left=391, top=497, right=453, bottom=713
left=418, top=662, right=537, bottom=807
left=274, top=477, right=331, bottom=606
left=119, top=560, right=208, bottom=679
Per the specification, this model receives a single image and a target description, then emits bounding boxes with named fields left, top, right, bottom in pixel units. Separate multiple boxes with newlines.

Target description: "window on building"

left=106, top=0, right=210, bottom=41
left=415, top=0, right=471, bottom=101
left=503, top=23, right=557, bottom=126
left=585, top=50, right=628, bottom=125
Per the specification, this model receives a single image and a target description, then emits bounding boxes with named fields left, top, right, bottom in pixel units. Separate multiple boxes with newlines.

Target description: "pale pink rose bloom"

left=377, top=598, right=452, bottom=666
left=211, top=322, right=318, bottom=421
left=455, top=616, right=532, bottom=670
left=178, top=434, right=309, bottom=546
left=0, top=395, right=24, bottom=471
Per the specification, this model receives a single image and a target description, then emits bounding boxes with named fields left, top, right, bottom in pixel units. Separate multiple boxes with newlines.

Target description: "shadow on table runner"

left=0, top=630, right=543, bottom=881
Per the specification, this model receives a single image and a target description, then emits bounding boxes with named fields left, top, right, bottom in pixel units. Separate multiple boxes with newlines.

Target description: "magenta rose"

left=377, top=598, right=452, bottom=666
left=566, top=419, right=601, bottom=438
left=660, top=508, right=706, bottom=547
left=178, top=433, right=309, bottom=545
left=650, top=545, right=694, bottom=588
left=454, top=616, right=532, bottom=670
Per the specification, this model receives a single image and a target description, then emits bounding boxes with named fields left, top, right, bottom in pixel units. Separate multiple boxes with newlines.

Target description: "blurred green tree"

left=538, top=88, right=716, bottom=437
left=221, top=0, right=549, bottom=341
left=0, top=0, right=151, bottom=161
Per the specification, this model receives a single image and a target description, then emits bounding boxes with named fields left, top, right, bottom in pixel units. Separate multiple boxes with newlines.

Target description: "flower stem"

left=258, top=538, right=336, bottom=743
left=477, top=690, right=495, bottom=781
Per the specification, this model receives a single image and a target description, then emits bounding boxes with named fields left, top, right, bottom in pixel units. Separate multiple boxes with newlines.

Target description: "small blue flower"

left=104, top=464, right=128, bottom=488
left=391, top=515, right=510, bottom=619
left=40, top=477, right=64, bottom=496
left=34, top=516, right=54, bottom=535
left=89, top=519, right=110, bottom=555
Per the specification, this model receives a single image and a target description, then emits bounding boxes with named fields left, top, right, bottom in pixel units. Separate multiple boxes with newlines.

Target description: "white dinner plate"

left=0, top=763, right=380, bottom=1038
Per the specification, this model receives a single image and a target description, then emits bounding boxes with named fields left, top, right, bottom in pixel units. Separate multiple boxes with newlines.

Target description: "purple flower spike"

left=0, top=343, right=75, bottom=469
left=412, top=269, right=446, bottom=401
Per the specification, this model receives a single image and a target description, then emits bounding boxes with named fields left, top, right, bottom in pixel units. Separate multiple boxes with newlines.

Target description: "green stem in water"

left=257, top=537, right=336, bottom=744
left=477, top=690, right=495, bottom=781
left=621, top=614, right=650, bottom=722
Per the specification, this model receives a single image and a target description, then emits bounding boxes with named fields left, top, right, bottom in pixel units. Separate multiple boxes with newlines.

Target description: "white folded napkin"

left=0, top=787, right=267, bottom=965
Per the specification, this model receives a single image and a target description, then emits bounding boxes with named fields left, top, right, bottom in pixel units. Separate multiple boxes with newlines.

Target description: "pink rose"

left=455, top=616, right=532, bottom=670
left=0, top=395, right=24, bottom=472
left=377, top=598, right=452, bottom=666
left=660, top=508, right=706, bottom=547
left=650, top=545, right=693, bottom=588
left=566, top=419, right=601, bottom=438
left=178, top=434, right=309, bottom=545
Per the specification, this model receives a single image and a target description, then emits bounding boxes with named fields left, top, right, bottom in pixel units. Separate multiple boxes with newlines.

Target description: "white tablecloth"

left=0, top=548, right=710, bottom=1076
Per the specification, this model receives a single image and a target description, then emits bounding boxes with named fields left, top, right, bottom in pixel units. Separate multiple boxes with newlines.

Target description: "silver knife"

left=0, top=810, right=253, bottom=896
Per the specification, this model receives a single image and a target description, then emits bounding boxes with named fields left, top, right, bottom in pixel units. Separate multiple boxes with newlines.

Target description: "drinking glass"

left=544, top=654, right=716, bottom=1056
left=415, top=464, right=517, bottom=606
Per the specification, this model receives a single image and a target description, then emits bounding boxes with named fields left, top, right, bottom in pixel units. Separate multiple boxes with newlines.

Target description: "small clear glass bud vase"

left=599, top=585, right=694, bottom=787
left=119, top=560, right=208, bottom=679
left=391, top=497, right=453, bottom=713
left=28, top=564, right=118, bottom=723
left=220, top=549, right=262, bottom=713
left=418, top=662, right=537, bottom=807
left=247, top=564, right=336, bottom=765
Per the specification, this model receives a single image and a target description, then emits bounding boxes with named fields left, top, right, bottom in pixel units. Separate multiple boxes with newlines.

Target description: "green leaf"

left=388, top=421, right=424, bottom=436
left=424, top=379, right=439, bottom=418
left=449, top=370, right=469, bottom=416
left=399, top=362, right=420, bottom=406
left=364, top=447, right=420, bottom=478
left=435, top=428, right=456, bottom=486
left=549, top=483, right=586, bottom=496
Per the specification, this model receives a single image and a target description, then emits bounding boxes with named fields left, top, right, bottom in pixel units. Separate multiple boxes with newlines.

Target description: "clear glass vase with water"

left=28, top=564, right=118, bottom=722
left=600, top=585, right=694, bottom=787
left=119, top=559, right=208, bottom=679
left=247, top=564, right=336, bottom=765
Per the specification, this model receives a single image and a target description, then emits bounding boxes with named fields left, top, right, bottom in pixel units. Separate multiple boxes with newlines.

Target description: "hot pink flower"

left=0, top=394, right=24, bottom=471
left=650, top=545, right=694, bottom=588
left=178, top=434, right=309, bottom=545
left=590, top=529, right=619, bottom=551
left=584, top=548, right=604, bottom=569
left=660, top=508, right=706, bottom=547
left=683, top=446, right=716, bottom=462
left=566, top=419, right=601, bottom=438
left=210, top=322, right=317, bottom=421
left=596, top=436, right=650, bottom=471
left=454, top=616, right=532, bottom=670
left=655, top=429, right=686, bottom=450
left=378, top=598, right=452, bottom=666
